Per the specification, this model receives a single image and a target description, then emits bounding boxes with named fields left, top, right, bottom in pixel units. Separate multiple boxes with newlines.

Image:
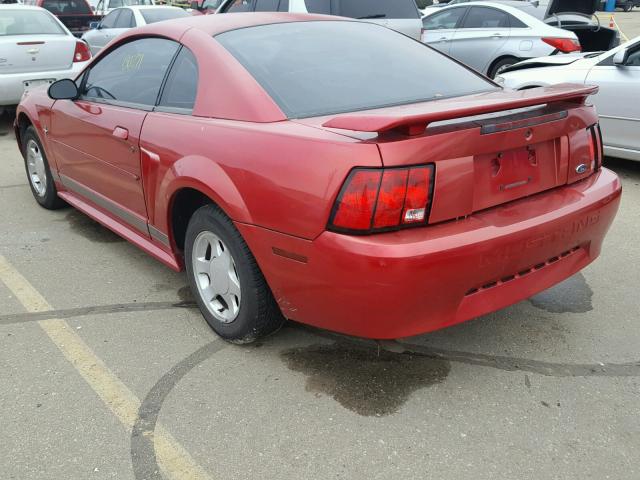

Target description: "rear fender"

left=155, top=154, right=251, bottom=241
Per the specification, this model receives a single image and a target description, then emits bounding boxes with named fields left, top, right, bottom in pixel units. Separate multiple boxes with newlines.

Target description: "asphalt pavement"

left=1, top=100, right=639, bottom=478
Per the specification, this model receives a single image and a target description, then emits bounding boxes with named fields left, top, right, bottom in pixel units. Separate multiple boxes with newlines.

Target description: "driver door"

left=50, top=37, right=180, bottom=235
left=421, top=6, right=467, bottom=54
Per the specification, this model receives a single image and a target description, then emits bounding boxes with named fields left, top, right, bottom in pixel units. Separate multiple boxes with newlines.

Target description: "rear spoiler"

left=322, top=84, right=598, bottom=136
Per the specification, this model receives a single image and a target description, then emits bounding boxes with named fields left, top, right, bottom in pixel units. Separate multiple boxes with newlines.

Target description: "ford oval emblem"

left=576, top=164, right=588, bottom=174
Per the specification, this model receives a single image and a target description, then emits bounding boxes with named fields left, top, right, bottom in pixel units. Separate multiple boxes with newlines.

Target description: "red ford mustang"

left=15, top=14, right=621, bottom=343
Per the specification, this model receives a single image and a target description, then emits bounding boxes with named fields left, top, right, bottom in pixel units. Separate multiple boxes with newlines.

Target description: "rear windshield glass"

left=0, top=9, right=65, bottom=35
left=217, top=21, right=497, bottom=118
left=41, top=0, right=92, bottom=14
left=141, top=8, right=190, bottom=23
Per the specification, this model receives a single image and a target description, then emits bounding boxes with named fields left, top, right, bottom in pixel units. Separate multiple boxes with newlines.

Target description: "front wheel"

left=623, top=2, right=633, bottom=11
left=21, top=126, right=66, bottom=210
left=184, top=204, right=284, bottom=343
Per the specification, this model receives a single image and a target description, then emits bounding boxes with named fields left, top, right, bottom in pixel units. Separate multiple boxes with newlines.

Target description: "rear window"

left=217, top=21, right=497, bottom=118
left=41, top=0, right=92, bottom=14
left=304, top=0, right=419, bottom=18
left=141, top=8, right=190, bottom=23
left=0, top=9, right=66, bottom=35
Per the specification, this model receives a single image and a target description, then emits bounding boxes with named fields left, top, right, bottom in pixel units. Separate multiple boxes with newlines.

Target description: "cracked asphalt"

left=1, top=107, right=639, bottom=480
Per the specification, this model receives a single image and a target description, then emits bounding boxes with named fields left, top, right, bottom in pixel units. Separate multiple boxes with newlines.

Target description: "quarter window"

left=82, top=38, right=179, bottom=107
left=461, top=7, right=509, bottom=29
left=158, top=47, right=199, bottom=111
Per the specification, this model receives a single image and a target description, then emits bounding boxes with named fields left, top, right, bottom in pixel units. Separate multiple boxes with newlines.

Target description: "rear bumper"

left=0, top=62, right=87, bottom=106
left=237, top=168, right=621, bottom=339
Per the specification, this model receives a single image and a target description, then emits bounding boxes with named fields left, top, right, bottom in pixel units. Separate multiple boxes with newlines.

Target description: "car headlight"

left=494, top=75, right=505, bottom=86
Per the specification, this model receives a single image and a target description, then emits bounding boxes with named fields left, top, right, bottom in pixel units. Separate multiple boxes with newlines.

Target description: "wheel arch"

left=159, top=156, right=252, bottom=253
left=487, top=54, right=521, bottom=77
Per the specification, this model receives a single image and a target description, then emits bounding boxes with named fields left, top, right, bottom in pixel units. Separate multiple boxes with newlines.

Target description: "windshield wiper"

left=357, top=13, right=386, bottom=19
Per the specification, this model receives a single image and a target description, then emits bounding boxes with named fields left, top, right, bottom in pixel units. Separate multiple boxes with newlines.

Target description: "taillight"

left=588, top=124, right=603, bottom=170
left=329, top=165, right=434, bottom=234
left=73, top=41, right=91, bottom=62
left=542, top=37, right=581, bottom=53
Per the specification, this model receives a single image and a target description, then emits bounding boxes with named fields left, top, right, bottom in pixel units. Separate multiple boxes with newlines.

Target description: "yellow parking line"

left=0, top=255, right=213, bottom=480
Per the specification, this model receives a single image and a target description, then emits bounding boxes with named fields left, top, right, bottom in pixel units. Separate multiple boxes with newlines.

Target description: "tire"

left=623, top=2, right=633, bottom=11
left=22, top=126, right=66, bottom=210
left=184, top=204, right=284, bottom=343
left=488, top=56, right=519, bottom=79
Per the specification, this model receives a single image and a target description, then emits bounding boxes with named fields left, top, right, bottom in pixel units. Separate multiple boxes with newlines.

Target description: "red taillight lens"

left=73, top=41, right=91, bottom=62
left=330, top=165, right=434, bottom=234
left=542, top=37, right=581, bottom=53
left=588, top=124, right=603, bottom=170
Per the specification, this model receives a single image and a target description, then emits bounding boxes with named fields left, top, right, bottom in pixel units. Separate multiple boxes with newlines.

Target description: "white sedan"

left=81, top=6, right=189, bottom=55
left=0, top=5, right=91, bottom=107
left=496, top=36, right=640, bottom=161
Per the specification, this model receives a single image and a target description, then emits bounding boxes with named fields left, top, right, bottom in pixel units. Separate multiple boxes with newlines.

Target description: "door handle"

left=438, top=37, right=449, bottom=41
left=491, top=33, right=503, bottom=38
left=112, top=126, right=129, bottom=140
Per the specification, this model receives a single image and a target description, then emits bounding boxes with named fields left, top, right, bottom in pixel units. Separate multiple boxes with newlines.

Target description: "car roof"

left=122, top=4, right=184, bottom=9
left=426, top=1, right=540, bottom=23
left=131, top=12, right=346, bottom=38
left=0, top=4, right=45, bottom=9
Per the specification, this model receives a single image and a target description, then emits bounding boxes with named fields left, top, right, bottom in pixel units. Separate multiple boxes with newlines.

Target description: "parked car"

left=15, top=14, right=620, bottom=343
left=82, top=5, right=188, bottom=54
left=93, top=0, right=154, bottom=15
left=0, top=5, right=91, bottom=107
left=496, top=36, right=640, bottom=161
left=191, top=0, right=423, bottom=40
left=22, top=0, right=102, bottom=36
left=598, top=0, right=640, bottom=12
left=422, top=2, right=581, bottom=77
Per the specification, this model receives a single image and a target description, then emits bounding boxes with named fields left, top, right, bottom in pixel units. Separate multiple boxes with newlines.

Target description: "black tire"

left=22, top=126, right=66, bottom=210
left=488, top=56, right=519, bottom=79
left=184, top=204, right=284, bottom=343
left=623, top=2, right=633, bottom=11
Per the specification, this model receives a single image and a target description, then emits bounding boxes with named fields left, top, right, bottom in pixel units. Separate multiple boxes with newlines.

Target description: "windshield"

left=108, top=0, right=153, bottom=7
left=0, top=9, right=66, bottom=35
left=41, top=0, right=92, bottom=14
left=141, top=8, right=189, bottom=23
left=217, top=21, right=497, bottom=118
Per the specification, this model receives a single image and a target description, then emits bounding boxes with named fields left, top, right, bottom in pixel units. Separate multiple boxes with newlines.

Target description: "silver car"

left=214, top=0, right=423, bottom=40
left=497, top=36, right=640, bottom=161
left=0, top=5, right=91, bottom=107
left=81, top=5, right=188, bottom=54
left=421, top=1, right=580, bottom=77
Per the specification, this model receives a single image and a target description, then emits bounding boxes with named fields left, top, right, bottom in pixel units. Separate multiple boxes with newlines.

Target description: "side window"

left=461, top=7, right=509, bottom=29
left=508, top=13, right=527, bottom=28
left=255, top=0, right=278, bottom=10
left=224, top=0, right=255, bottom=12
left=626, top=48, right=640, bottom=66
left=109, top=0, right=123, bottom=7
left=100, top=9, right=120, bottom=28
left=422, top=7, right=465, bottom=30
left=304, top=0, right=330, bottom=14
left=114, top=8, right=134, bottom=28
left=158, top=47, right=198, bottom=111
left=278, top=0, right=289, bottom=11
left=82, top=38, right=179, bottom=107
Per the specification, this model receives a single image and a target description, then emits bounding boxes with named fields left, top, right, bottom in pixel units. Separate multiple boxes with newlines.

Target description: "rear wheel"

left=22, top=126, right=65, bottom=210
left=488, top=56, right=519, bottom=79
left=184, top=204, right=284, bottom=343
left=623, top=2, right=633, bottom=11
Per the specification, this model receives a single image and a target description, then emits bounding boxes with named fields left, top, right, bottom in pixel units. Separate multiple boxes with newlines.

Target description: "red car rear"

left=15, top=14, right=621, bottom=343
left=23, top=0, right=102, bottom=36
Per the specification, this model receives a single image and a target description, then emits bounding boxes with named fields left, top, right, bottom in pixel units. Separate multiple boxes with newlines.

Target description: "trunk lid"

left=0, top=35, right=75, bottom=74
left=544, top=0, right=599, bottom=19
left=297, top=84, right=599, bottom=223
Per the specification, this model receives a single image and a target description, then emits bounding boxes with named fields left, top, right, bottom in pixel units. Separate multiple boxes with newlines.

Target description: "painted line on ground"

left=0, top=255, right=214, bottom=480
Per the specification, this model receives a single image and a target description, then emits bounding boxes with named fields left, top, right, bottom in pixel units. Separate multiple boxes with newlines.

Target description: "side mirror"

left=48, top=79, right=79, bottom=100
left=613, top=49, right=628, bottom=66
left=89, top=21, right=100, bottom=29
